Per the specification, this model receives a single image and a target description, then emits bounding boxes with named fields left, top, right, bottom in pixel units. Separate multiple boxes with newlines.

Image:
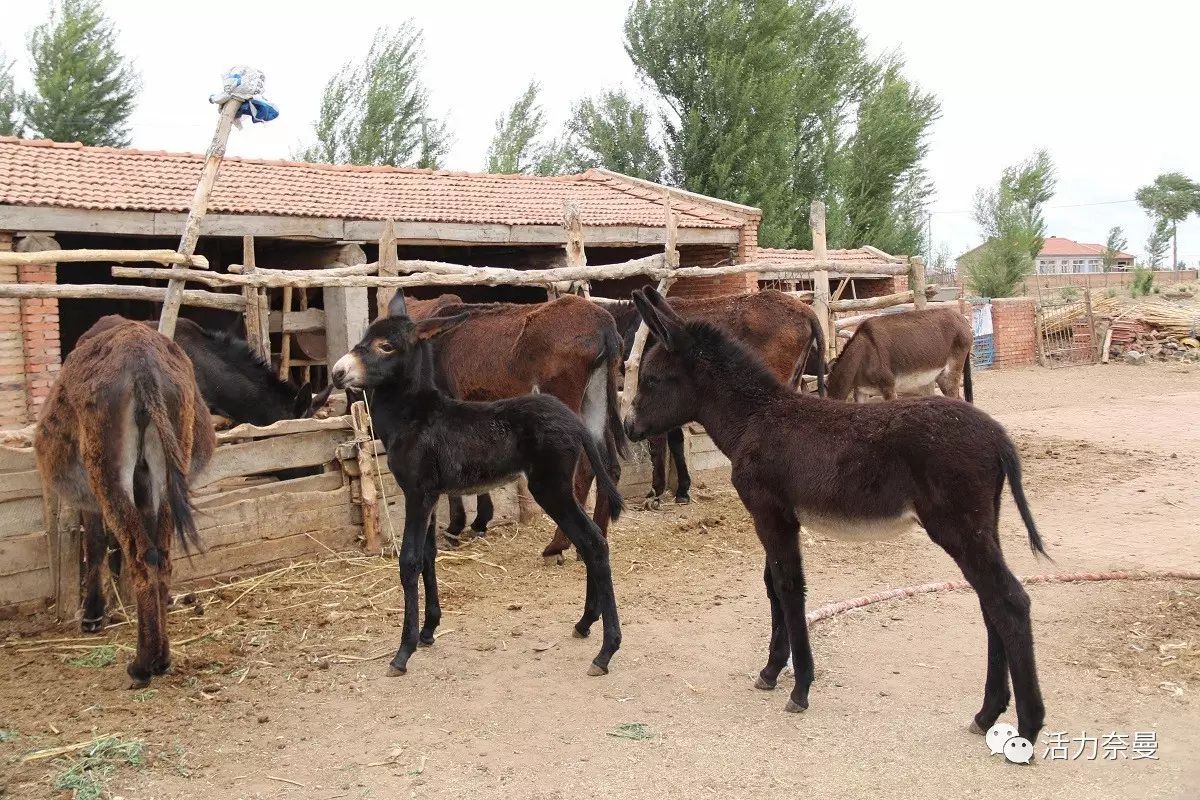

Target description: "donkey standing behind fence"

left=35, top=316, right=214, bottom=687
left=827, top=307, right=974, bottom=403
left=331, top=297, right=623, bottom=677
left=77, top=316, right=316, bottom=635
left=623, top=288, right=1046, bottom=746
left=399, top=293, right=627, bottom=552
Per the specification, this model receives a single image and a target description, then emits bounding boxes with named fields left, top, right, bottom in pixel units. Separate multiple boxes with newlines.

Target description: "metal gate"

left=1036, top=287, right=1099, bottom=367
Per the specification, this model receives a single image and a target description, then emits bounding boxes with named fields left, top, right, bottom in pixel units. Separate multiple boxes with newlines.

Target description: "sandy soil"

left=1, top=362, right=1198, bottom=799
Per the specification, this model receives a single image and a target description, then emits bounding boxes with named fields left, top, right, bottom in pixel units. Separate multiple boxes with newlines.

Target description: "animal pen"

left=0, top=130, right=967, bottom=622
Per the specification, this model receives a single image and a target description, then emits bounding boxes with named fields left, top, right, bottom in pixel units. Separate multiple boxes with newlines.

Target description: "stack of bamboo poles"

left=1038, top=294, right=1121, bottom=336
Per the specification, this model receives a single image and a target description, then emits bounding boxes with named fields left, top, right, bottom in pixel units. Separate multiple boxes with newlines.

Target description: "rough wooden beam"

left=0, top=249, right=209, bottom=268
left=810, top=201, right=833, bottom=358
left=240, top=236, right=270, bottom=361
left=376, top=220, right=401, bottom=318
left=910, top=256, right=928, bottom=311
left=159, top=98, right=240, bottom=338
left=268, top=307, right=325, bottom=334
left=0, top=283, right=244, bottom=311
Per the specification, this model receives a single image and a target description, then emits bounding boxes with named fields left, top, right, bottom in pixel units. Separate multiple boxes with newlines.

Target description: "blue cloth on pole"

left=238, top=98, right=279, bottom=123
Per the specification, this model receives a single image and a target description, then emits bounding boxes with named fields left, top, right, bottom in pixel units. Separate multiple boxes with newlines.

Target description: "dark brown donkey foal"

left=624, top=288, right=1046, bottom=745
left=331, top=305, right=623, bottom=677
left=35, top=316, right=214, bottom=687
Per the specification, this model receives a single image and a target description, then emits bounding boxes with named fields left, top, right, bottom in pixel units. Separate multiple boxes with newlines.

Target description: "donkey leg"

left=755, top=561, right=791, bottom=691
left=927, top=515, right=1044, bottom=743
left=389, top=491, right=436, bottom=676
left=419, top=511, right=442, bottom=646
left=529, top=468, right=621, bottom=675
left=471, top=493, right=494, bottom=535
left=445, top=495, right=467, bottom=542
left=122, top=542, right=164, bottom=688
left=752, top=503, right=813, bottom=712
left=649, top=434, right=668, bottom=498
left=81, top=512, right=108, bottom=633
left=666, top=427, right=691, bottom=503
left=151, top=503, right=175, bottom=675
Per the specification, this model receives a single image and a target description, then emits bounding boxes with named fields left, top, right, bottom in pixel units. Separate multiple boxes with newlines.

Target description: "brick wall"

left=0, top=234, right=61, bottom=428
left=671, top=218, right=761, bottom=300
left=990, top=296, right=1036, bottom=368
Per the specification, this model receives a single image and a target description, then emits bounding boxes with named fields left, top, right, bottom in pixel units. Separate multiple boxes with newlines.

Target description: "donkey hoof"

left=754, top=675, right=777, bottom=691
left=418, top=632, right=436, bottom=647
left=643, top=497, right=662, bottom=511
left=152, top=659, right=172, bottom=676
left=675, top=494, right=691, bottom=505
left=587, top=663, right=608, bottom=677
left=968, top=720, right=987, bottom=736
left=386, top=664, right=408, bottom=677
left=784, top=698, right=809, bottom=713
left=80, top=616, right=105, bottom=634
left=572, top=625, right=590, bottom=639
left=543, top=553, right=566, bottom=567
left=127, top=666, right=152, bottom=690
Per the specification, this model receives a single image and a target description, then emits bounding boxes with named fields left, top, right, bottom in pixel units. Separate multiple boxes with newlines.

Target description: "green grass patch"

left=607, top=722, right=656, bottom=741
left=67, top=645, right=118, bottom=669
left=52, top=736, right=146, bottom=800
left=132, top=689, right=158, bottom=703
left=0, top=728, right=17, bottom=743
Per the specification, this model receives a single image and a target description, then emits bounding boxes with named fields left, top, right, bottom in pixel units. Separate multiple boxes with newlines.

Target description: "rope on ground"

left=806, top=569, right=1200, bottom=628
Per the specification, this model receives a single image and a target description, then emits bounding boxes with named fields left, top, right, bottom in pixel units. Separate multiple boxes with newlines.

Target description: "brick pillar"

left=0, top=232, right=27, bottom=427
left=12, top=234, right=61, bottom=425
left=991, top=297, right=1037, bottom=368
left=736, top=218, right=760, bottom=292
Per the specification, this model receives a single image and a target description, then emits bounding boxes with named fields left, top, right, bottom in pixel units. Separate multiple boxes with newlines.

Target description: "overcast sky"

left=2, top=0, right=1198, bottom=263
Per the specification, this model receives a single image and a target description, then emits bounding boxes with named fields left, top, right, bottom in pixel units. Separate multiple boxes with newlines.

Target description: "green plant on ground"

left=1059, top=286, right=1079, bottom=302
left=608, top=722, right=657, bottom=740
left=0, top=728, right=17, bottom=742
left=67, top=644, right=117, bottom=668
left=52, top=736, right=145, bottom=800
left=1131, top=266, right=1155, bottom=298
left=1105, top=288, right=1118, bottom=298
left=131, top=688, right=158, bottom=703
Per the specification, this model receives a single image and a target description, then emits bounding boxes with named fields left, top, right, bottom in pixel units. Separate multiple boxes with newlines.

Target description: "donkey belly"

left=447, top=473, right=521, bottom=497
left=798, top=506, right=922, bottom=541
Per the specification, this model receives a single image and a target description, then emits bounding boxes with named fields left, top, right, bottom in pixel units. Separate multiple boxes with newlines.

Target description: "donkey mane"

left=678, top=320, right=783, bottom=397
left=195, top=326, right=298, bottom=402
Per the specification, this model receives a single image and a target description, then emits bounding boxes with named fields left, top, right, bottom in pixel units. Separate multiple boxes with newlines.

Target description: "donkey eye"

left=377, top=342, right=395, bottom=354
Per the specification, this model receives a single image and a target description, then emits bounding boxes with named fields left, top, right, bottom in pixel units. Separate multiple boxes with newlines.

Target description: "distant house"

left=956, top=235, right=1135, bottom=275
left=1034, top=236, right=1134, bottom=273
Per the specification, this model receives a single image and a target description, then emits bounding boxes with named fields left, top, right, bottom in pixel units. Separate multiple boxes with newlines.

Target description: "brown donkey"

left=600, top=288, right=826, bottom=506
left=392, top=292, right=627, bottom=551
left=827, top=307, right=974, bottom=402
left=35, top=316, right=214, bottom=687
left=624, top=288, right=1046, bottom=746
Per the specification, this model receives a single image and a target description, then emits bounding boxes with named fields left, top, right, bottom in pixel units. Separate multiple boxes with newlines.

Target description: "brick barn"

left=0, top=137, right=763, bottom=428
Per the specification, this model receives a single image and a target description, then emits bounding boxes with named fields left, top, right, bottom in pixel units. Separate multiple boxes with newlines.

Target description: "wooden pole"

left=376, top=220, right=400, bottom=318
left=241, top=236, right=270, bottom=361
left=910, top=256, right=928, bottom=311
left=350, top=400, right=381, bottom=554
left=621, top=192, right=679, bottom=417
left=158, top=99, right=240, bottom=338
left=1083, top=287, right=1099, bottom=364
left=563, top=202, right=588, bottom=297
left=278, top=285, right=293, bottom=380
left=810, top=201, right=834, bottom=358
left=0, top=282, right=245, bottom=311
left=49, top=499, right=81, bottom=625
left=0, top=249, right=208, bottom=268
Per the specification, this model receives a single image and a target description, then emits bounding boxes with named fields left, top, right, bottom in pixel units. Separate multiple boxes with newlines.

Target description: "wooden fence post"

left=621, top=192, right=678, bottom=417
left=241, top=236, right=271, bottom=362
left=563, top=202, right=589, bottom=297
left=350, top=400, right=382, bottom=554
left=810, top=201, right=834, bottom=359
left=159, top=99, right=239, bottom=338
left=376, top=220, right=399, bottom=319
left=910, top=256, right=928, bottom=311
left=49, top=498, right=81, bottom=625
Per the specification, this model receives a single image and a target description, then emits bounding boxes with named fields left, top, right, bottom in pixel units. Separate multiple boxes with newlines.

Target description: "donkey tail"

left=962, top=351, right=974, bottom=404
left=1000, top=437, right=1048, bottom=559
left=601, top=324, right=631, bottom=459
left=788, top=311, right=827, bottom=397
left=132, top=368, right=203, bottom=557
left=581, top=432, right=624, bottom=523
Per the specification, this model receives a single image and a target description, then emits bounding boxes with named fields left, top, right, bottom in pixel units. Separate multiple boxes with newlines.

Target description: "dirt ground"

left=2, top=362, right=1198, bottom=799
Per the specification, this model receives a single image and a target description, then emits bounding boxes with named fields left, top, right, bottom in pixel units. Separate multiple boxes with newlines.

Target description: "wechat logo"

left=986, top=722, right=1033, bottom=764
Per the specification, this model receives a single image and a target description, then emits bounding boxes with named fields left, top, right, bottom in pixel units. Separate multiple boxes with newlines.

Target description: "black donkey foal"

left=624, top=287, right=1048, bottom=746
left=331, top=312, right=624, bottom=677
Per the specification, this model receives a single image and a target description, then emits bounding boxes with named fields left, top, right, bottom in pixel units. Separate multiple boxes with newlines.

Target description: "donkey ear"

left=631, top=289, right=683, bottom=351
left=413, top=312, right=469, bottom=341
left=387, top=289, right=410, bottom=319
left=642, top=286, right=684, bottom=327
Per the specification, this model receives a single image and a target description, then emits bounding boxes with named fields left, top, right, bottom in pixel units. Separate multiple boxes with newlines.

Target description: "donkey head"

left=624, top=287, right=703, bottom=442
left=331, top=308, right=467, bottom=392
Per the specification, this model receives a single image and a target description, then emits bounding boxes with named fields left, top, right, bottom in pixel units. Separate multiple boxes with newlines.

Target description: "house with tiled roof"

left=0, top=138, right=762, bottom=426
left=1034, top=236, right=1134, bottom=273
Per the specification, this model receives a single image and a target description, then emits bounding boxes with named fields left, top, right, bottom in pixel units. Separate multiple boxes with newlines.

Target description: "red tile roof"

left=757, top=246, right=906, bottom=273
left=0, top=137, right=750, bottom=229
left=1038, top=236, right=1133, bottom=259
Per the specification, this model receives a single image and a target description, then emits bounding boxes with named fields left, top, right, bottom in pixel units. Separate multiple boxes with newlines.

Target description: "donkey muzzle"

left=330, top=352, right=363, bottom=390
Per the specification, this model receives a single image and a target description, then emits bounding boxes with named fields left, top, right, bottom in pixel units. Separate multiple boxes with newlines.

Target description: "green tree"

left=626, top=0, right=797, bottom=244
left=962, top=150, right=1056, bottom=297
left=559, top=88, right=665, bottom=180
left=300, top=23, right=450, bottom=168
left=0, top=49, right=19, bottom=137
left=20, top=0, right=139, bottom=146
left=1144, top=216, right=1170, bottom=268
left=1135, top=173, right=1200, bottom=271
left=833, top=59, right=940, bottom=256
left=485, top=80, right=565, bottom=175
left=624, top=0, right=939, bottom=250
left=1101, top=225, right=1127, bottom=272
